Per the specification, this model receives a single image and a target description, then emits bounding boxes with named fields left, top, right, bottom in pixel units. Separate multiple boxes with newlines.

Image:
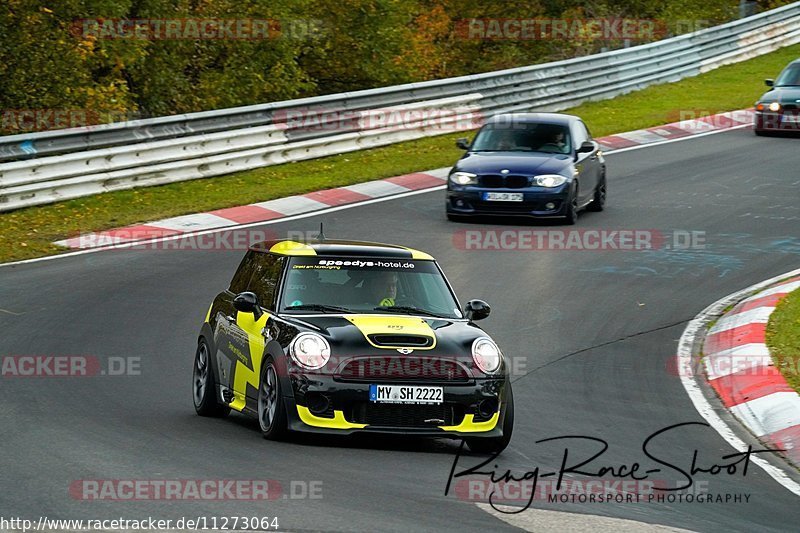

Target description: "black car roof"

left=483, top=112, right=579, bottom=126
left=250, top=239, right=434, bottom=260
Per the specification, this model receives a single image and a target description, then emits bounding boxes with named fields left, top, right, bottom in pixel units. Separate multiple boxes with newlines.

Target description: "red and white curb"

left=54, top=169, right=450, bottom=248
left=703, top=276, right=800, bottom=464
left=54, top=109, right=754, bottom=249
left=678, top=269, right=800, bottom=497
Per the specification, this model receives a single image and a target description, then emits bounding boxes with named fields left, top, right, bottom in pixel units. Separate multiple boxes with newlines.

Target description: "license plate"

left=782, top=115, right=800, bottom=123
left=483, top=192, right=523, bottom=202
left=369, top=384, right=443, bottom=404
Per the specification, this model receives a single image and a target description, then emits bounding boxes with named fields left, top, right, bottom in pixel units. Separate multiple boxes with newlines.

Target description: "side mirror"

left=765, top=79, right=774, bottom=87
left=456, top=138, right=471, bottom=150
left=464, top=299, right=491, bottom=321
left=576, top=140, right=596, bottom=154
left=233, top=291, right=262, bottom=319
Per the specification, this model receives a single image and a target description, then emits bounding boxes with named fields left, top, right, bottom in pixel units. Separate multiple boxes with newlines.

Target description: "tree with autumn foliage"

left=0, top=0, right=770, bottom=133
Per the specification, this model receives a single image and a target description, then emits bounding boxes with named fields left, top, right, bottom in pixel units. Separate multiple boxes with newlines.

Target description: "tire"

left=467, top=382, right=514, bottom=454
left=193, top=338, right=230, bottom=417
left=563, top=183, right=578, bottom=225
left=258, top=356, right=288, bottom=440
left=586, top=176, right=606, bottom=212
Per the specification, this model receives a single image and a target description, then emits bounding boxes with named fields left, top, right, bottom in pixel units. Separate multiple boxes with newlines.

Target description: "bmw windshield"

left=470, top=122, right=572, bottom=154
left=280, top=257, right=463, bottom=319
left=775, top=64, right=800, bottom=87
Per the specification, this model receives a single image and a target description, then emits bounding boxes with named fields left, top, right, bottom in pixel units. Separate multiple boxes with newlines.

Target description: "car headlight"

left=289, top=333, right=331, bottom=370
left=450, top=172, right=477, bottom=185
left=769, top=102, right=781, bottom=112
left=534, top=174, right=567, bottom=188
left=472, top=337, right=502, bottom=374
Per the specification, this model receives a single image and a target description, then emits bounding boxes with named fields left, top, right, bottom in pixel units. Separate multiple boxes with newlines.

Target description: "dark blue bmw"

left=446, top=113, right=606, bottom=224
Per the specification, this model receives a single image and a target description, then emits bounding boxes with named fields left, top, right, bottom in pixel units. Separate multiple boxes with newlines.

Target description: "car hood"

left=760, top=87, right=800, bottom=104
left=454, top=151, right=572, bottom=175
left=284, top=313, right=489, bottom=358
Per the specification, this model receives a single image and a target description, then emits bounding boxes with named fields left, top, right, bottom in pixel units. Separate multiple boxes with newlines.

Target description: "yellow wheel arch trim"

left=439, top=410, right=500, bottom=432
left=296, top=405, right=367, bottom=429
left=269, top=241, right=317, bottom=256
left=204, top=303, right=213, bottom=324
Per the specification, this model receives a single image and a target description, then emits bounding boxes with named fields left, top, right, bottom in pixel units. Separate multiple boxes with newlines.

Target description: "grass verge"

left=766, top=285, right=800, bottom=393
left=2, top=43, right=800, bottom=264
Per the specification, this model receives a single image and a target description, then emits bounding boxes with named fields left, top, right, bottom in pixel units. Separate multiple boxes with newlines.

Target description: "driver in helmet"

left=368, top=271, right=399, bottom=307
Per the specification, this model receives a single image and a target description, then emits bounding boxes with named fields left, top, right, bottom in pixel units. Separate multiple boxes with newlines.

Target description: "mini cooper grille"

left=337, top=357, right=471, bottom=382
left=351, top=402, right=465, bottom=427
left=478, top=174, right=529, bottom=188
left=367, top=334, right=434, bottom=348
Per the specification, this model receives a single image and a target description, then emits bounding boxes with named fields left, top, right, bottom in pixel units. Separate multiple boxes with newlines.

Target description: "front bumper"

left=446, top=188, right=569, bottom=218
left=284, top=372, right=509, bottom=437
left=754, top=110, right=800, bottom=131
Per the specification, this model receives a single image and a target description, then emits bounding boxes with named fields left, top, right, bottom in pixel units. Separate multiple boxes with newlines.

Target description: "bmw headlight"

left=768, top=102, right=781, bottom=112
left=534, top=174, right=567, bottom=188
left=289, top=332, right=331, bottom=370
left=472, top=337, right=502, bottom=374
left=450, top=172, right=477, bottom=185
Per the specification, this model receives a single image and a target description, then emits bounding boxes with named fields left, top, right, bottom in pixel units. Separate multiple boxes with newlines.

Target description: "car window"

left=573, top=121, right=589, bottom=147
left=229, top=251, right=258, bottom=294
left=579, top=121, right=593, bottom=141
left=775, top=64, right=800, bottom=86
left=281, top=257, right=462, bottom=318
left=471, top=123, right=571, bottom=154
left=248, top=254, right=284, bottom=311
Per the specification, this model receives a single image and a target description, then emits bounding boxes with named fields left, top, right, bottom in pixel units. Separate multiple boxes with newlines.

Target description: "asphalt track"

left=2, top=127, right=800, bottom=532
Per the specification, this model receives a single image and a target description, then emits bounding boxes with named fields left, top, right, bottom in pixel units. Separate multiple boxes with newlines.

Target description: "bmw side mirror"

left=765, top=79, right=774, bottom=87
left=456, top=138, right=470, bottom=150
left=233, top=291, right=262, bottom=319
left=464, top=299, right=491, bottom=321
left=576, top=140, right=596, bottom=154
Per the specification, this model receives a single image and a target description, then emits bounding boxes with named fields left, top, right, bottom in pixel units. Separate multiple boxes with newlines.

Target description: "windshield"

left=470, top=123, right=571, bottom=154
left=775, top=64, right=800, bottom=86
left=280, top=257, right=462, bottom=319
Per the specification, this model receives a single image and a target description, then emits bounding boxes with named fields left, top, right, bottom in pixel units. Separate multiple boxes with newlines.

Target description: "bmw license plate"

left=781, top=114, right=800, bottom=123
left=369, top=384, right=443, bottom=404
left=483, top=192, right=523, bottom=202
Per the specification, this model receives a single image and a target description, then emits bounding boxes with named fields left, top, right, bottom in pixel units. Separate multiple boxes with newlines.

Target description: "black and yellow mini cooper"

left=192, top=239, right=514, bottom=453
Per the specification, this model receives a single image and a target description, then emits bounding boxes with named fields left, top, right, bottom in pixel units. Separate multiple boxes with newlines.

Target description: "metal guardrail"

left=1, top=3, right=799, bottom=211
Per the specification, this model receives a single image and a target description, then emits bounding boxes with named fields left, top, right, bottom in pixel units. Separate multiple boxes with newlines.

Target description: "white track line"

left=605, top=124, right=749, bottom=154
left=677, top=267, right=800, bottom=497
left=0, top=122, right=751, bottom=269
left=0, top=186, right=445, bottom=268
